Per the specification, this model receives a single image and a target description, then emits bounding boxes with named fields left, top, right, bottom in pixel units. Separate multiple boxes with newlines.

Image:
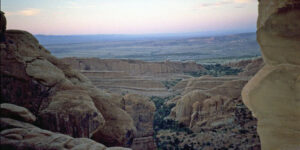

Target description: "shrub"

left=185, top=64, right=242, bottom=77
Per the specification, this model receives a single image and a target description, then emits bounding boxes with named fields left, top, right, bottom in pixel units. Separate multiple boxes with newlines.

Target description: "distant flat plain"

left=35, top=32, right=260, bottom=64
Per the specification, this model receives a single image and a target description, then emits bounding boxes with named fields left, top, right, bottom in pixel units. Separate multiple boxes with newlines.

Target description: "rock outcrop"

left=238, top=58, right=264, bottom=77
left=62, top=57, right=205, bottom=75
left=165, top=61, right=262, bottom=149
left=173, top=79, right=248, bottom=127
left=0, top=30, right=136, bottom=147
left=225, top=57, right=264, bottom=77
left=90, top=92, right=136, bottom=147
left=109, top=94, right=157, bottom=150
left=182, top=76, right=242, bottom=94
left=0, top=103, right=130, bottom=150
left=61, top=57, right=201, bottom=97
left=0, top=103, right=36, bottom=123
left=122, top=94, right=156, bottom=138
left=242, top=0, right=300, bottom=149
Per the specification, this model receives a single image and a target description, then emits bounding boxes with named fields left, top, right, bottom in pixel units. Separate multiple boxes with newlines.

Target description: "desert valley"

left=0, top=29, right=263, bottom=149
left=1, top=0, right=300, bottom=150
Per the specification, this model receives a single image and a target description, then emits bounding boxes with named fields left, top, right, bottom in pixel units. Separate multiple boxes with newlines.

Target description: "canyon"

left=0, top=29, right=263, bottom=150
left=1, top=0, right=300, bottom=149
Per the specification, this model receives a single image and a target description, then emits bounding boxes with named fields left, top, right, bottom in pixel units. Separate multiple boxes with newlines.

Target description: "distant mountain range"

left=35, top=32, right=261, bottom=62
left=35, top=31, right=256, bottom=45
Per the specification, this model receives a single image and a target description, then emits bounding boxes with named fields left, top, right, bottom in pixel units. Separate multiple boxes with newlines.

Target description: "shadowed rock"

left=0, top=30, right=136, bottom=146
left=0, top=103, right=36, bottom=123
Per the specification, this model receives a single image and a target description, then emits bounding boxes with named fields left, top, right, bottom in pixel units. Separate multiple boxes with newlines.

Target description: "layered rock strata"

left=62, top=57, right=204, bottom=75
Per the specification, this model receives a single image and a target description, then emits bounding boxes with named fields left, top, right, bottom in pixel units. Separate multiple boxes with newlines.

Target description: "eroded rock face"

left=0, top=103, right=36, bottom=123
left=62, top=57, right=205, bottom=75
left=242, top=0, right=300, bottom=149
left=122, top=94, right=156, bottom=138
left=257, top=0, right=300, bottom=66
left=91, top=91, right=137, bottom=147
left=105, top=94, right=157, bottom=150
left=174, top=79, right=248, bottom=127
left=1, top=30, right=105, bottom=138
left=0, top=104, right=131, bottom=150
left=238, top=58, right=264, bottom=77
left=0, top=30, right=136, bottom=147
left=0, top=117, right=108, bottom=150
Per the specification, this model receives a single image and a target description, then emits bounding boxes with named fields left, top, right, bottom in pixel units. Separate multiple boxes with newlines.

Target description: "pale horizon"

left=3, top=0, right=258, bottom=35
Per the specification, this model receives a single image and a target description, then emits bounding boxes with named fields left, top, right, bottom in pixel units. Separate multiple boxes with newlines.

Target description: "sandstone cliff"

left=173, top=79, right=248, bottom=127
left=62, top=57, right=205, bottom=75
left=0, top=103, right=130, bottom=150
left=122, top=94, right=157, bottom=150
left=97, top=93, right=157, bottom=150
left=225, top=58, right=264, bottom=77
left=0, top=30, right=136, bottom=147
left=242, top=0, right=300, bottom=149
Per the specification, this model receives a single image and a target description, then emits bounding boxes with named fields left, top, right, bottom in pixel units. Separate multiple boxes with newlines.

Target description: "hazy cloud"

left=234, top=0, right=255, bottom=3
left=7, top=8, right=41, bottom=16
left=198, top=0, right=255, bottom=8
left=199, top=0, right=233, bottom=8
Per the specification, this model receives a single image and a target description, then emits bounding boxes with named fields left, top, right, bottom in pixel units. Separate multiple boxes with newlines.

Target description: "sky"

left=2, top=0, right=258, bottom=35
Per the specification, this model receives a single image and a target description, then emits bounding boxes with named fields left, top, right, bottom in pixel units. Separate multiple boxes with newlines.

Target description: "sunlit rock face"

left=242, top=0, right=300, bottom=149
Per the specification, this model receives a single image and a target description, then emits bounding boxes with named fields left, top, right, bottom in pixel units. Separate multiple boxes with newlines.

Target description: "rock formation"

left=242, top=0, right=300, bottom=149
left=0, top=103, right=36, bottom=123
left=182, top=76, right=242, bottom=94
left=237, top=58, right=264, bottom=77
left=122, top=94, right=156, bottom=137
left=61, top=57, right=202, bottom=97
left=173, top=79, right=248, bottom=127
left=0, top=11, right=6, bottom=42
left=225, top=57, right=264, bottom=77
left=0, top=30, right=136, bottom=147
left=62, top=57, right=205, bottom=75
left=0, top=103, right=130, bottom=150
left=163, top=58, right=264, bottom=149
left=109, top=94, right=157, bottom=150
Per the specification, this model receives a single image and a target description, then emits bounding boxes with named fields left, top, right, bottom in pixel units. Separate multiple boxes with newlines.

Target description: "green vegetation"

left=161, top=79, right=182, bottom=89
left=150, top=96, right=194, bottom=150
left=150, top=96, right=192, bottom=134
left=186, top=64, right=242, bottom=77
left=195, top=55, right=260, bottom=64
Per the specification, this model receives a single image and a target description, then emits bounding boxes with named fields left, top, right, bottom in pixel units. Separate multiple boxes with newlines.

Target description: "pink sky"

left=3, top=0, right=258, bottom=35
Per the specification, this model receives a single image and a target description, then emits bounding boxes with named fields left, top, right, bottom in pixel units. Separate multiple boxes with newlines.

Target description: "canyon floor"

left=62, top=57, right=264, bottom=150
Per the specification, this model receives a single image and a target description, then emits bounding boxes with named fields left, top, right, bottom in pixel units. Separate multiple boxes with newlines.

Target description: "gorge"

left=1, top=0, right=300, bottom=149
